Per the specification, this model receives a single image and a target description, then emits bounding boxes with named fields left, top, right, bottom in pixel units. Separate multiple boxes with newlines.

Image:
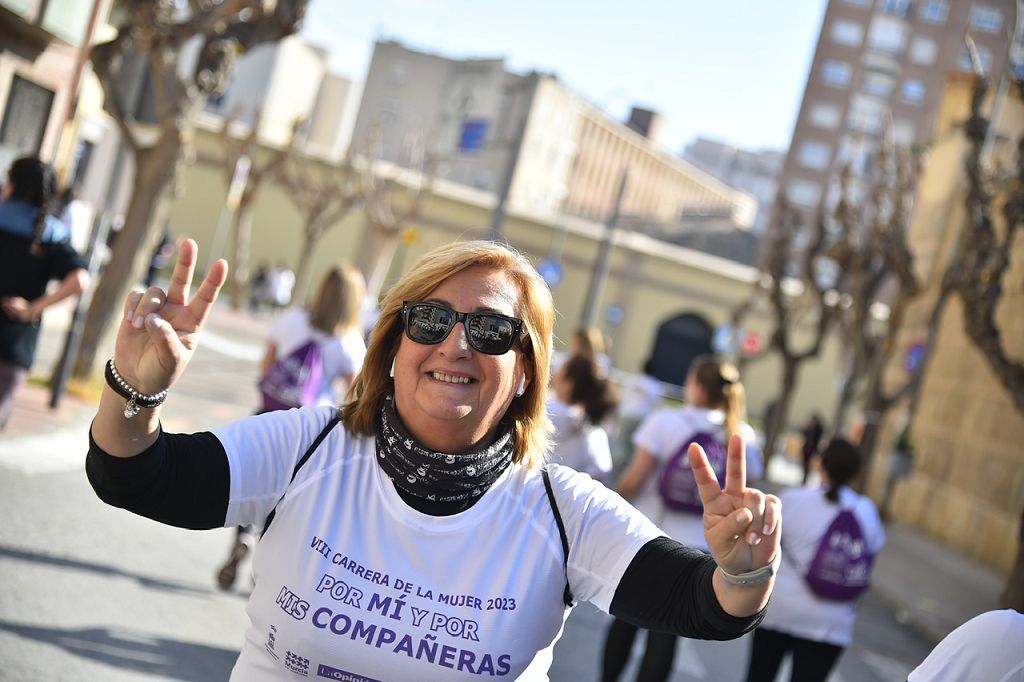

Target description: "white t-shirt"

left=631, top=406, right=763, bottom=548
left=759, top=485, right=886, bottom=647
left=267, top=308, right=366, bottom=406
left=909, top=609, right=1024, bottom=681
left=213, top=406, right=663, bottom=681
left=546, top=398, right=613, bottom=481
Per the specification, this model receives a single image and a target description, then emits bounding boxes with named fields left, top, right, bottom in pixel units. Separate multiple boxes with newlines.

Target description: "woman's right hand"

left=115, top=239, right=228, bottom=395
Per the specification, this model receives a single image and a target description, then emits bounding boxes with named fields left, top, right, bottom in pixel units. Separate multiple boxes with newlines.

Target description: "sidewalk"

left=1, top=305, right=1010, bottom=650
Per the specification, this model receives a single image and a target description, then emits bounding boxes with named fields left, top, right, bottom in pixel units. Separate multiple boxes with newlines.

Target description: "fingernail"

left=747, top=532, right=759, bottom=545
left=149, top=314, right=163, bottom=327
left=126, top=311, right=134, bottom=323
left=763, top=523, right=771, bottom=535
left=133, top=315, right=145, bottom=329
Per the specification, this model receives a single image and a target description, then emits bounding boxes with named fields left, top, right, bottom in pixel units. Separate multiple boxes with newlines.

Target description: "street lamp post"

left=580, top=170, right=629, bottom=328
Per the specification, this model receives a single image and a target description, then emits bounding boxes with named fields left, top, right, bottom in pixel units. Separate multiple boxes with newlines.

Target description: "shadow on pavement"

left=0, top=621, right=238, bottom=681
left=0, top=544, right=214, bottom=598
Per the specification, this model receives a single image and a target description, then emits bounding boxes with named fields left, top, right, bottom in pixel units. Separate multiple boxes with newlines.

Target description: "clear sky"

left=301, top=0, right=828, bottom=154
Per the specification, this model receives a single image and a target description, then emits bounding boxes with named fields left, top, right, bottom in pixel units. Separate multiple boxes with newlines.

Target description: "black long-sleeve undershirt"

left=87, top=428, right=764, bottom=639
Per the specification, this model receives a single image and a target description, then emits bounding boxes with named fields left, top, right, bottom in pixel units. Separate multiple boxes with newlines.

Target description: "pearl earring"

left=515, top=375, right=526, bottom=397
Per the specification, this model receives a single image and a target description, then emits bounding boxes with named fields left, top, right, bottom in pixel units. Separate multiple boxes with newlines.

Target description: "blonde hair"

left=689, top=355, right=746, bottom=439
left=343, top=241, right=555, bottom=468
left=308, top=263, right=366, bottom=335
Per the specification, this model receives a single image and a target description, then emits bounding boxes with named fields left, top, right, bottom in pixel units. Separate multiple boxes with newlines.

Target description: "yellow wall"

left=886, top=74, right=1024, bottom=574
left=167, top=125, right=843, bottom=428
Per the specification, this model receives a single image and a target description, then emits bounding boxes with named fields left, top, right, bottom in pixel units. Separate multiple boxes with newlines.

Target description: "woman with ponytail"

left=546, top=353, right=617, bottom=481
left=601, top=355, right=764, bottom=681
left=0, top=157, right=89, bottom=428
left=743, top=438, right=885, bottom=682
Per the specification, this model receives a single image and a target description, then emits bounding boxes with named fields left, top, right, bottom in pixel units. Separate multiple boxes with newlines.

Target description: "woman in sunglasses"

left=87, top=239, right=781, bottom=680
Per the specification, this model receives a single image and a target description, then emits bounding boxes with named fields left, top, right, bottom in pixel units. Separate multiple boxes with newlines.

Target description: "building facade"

left=0, top=0, right=101, bottom=178
left=682, top=137, right=784, bottom=234
left=778, top=0, right=1017, bottom=218
left=350, top=40, right=755, bottom=229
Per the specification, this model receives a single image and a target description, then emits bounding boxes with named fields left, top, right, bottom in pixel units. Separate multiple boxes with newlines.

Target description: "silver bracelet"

left=719, top=551, right=781, bottom=587
left=104, top=359, right=169, bottom=418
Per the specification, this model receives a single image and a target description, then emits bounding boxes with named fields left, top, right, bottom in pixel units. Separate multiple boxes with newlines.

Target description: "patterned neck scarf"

left=375, top=395, right=515, bottom=503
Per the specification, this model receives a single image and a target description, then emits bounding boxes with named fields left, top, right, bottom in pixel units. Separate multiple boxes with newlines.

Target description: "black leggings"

left=601, top=618, right=678, bottom=682
left=745, top=627, right=843, bottom=682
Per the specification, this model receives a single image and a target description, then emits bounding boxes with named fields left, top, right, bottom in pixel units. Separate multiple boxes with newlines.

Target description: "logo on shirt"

left=285, top=651, right=310, bottom=676
left=265, top=624, right=280, bottom=660
left=316, top=664, right=382, bottom=682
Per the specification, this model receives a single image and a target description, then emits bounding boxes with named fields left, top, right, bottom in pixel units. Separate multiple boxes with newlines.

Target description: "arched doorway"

left=649, top=313, right=714, bottom=389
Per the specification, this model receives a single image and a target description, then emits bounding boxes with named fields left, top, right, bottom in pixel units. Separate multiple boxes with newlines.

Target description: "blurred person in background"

left=744, top=438, right=885, bottom=682
left=611, top=358, right=663, bottom=477
left=553, top=326, right=612, bottom=377
left=215, top=262, right=367, bottom=589
left=546, top=354, right=617, bottom=482
left=602, top=355, right=763, bottom=682
left=268, top=260, right=295, bottom=310
left=0, top=157, right=89, bottom=429
left=799, top=413, right=824, bottom=485
left=87, top=239, right=781, bottom=680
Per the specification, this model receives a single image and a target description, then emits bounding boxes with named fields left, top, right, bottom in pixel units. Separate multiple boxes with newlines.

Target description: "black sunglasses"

left=401, top=301, right=525, bottom=355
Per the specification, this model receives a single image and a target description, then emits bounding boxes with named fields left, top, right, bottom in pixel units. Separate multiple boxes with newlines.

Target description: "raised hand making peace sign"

left=113, top=239, right=228, bottom=397
left=689, top=433, right=781, bottom=577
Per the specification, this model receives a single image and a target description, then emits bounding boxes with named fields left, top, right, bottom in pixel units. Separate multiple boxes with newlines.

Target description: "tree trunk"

left=355, top=218, right=401, bottom=303
left=228, top=191, right=257, bottom=310
left=291, top=226, right=319, bottom=308
left=72, top=140, right=180, bottom=381
left=831, top=349, right=864, bottom=441
left=763, top=359, right=798, bottom=468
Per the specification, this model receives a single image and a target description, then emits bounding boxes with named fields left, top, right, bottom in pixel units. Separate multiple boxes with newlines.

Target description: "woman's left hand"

left=2, top=297, right=39, bottom=323
left=689, top=434, right=781, bottom=575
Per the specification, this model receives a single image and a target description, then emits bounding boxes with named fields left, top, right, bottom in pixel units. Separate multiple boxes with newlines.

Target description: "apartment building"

left=350, top=40, right=754, bottom=229
left=779, top=0, right=1017, bottom=218
left=0, top=0, right=101, bottom=177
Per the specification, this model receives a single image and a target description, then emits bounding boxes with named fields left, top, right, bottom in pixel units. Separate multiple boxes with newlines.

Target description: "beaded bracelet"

left=104, top=359, right=168, bottom=418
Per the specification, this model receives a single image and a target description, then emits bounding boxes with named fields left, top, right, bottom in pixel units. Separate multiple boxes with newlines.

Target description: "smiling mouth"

left=430, top=372, right=473, bottom=385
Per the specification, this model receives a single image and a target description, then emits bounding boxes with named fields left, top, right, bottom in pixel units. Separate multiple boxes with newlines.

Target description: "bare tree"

left=354, top=156, right=437, bottom=303
left=737, top=195, right=846, bottom=463
left=275, top=150, right=364, bottom=306
left=217, top=110, right=298, bottom=309
left=73, top=0, right=306, bottom=381
left=829, top=140, right=922, bottom=448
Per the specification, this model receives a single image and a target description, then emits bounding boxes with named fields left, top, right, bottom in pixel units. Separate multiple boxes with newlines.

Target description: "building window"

left=879, top=0, right=911, bottom=17
left=902, top=78, right=926, bottom=104
left=893, top=119, right=916, bottom=145
left=822, top=60, right=853, bottom=87
left=808, top=102, right=842, bottom=129
left=862, top=71, right=895, bottom=97
left=788, top=180, right=822, bottom=207
left=868, top=16, right=909, bottom=53
left=798, top=141, right=832, bottom=170
left=842, top=0, right=871, bottom=5
left=959, top=46, right=994, bottom=73
left=909, top=37, right=938, bottom=65
left=832, top=19, right=865, bottom=46
left=970, top=6, right=1003, bottom=33
left=0, top=75, right=55, bottom=161
left=919, top=0, right=949, bottom=23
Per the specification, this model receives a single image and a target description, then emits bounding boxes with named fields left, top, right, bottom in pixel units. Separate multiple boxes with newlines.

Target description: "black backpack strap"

left=542, top=467, right=575, bottom=607
left=261, top=413, right=342, bottom=536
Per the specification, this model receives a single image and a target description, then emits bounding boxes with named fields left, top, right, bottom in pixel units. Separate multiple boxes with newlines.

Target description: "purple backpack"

left=258, top=340, right=324, bottom=412
left=657, top=431, right=728, bottom=513
left=803, top=503, right=875, bottom=601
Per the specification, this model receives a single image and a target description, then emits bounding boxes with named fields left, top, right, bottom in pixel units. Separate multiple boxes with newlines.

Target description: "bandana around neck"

left=375, top=395, right=515, bottom=503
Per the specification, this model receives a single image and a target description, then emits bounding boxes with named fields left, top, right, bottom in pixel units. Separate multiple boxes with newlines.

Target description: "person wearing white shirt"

left=547, top=354, right=616, bottom=481
left=908, top=609, right=1024, bottom=682
left=744, top=438, right=886, bottom=682
left=603, top=355, right=765, bottom=681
